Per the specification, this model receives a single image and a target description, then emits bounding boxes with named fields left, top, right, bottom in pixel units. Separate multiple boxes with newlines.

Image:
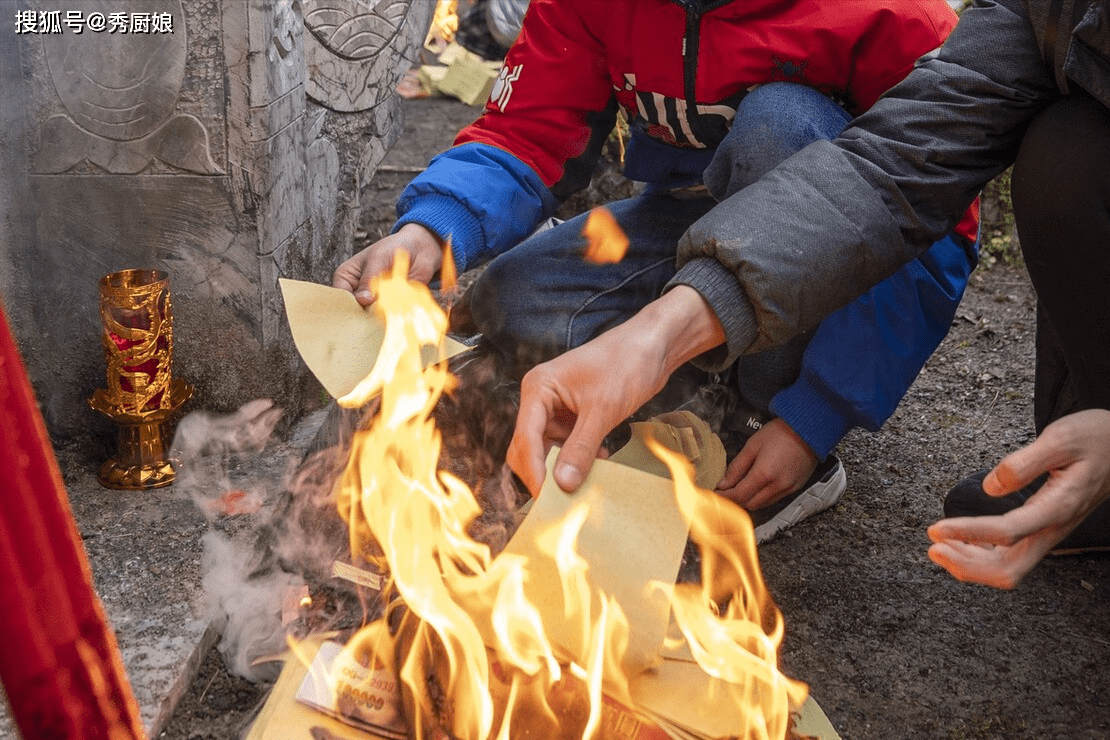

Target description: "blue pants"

left=467, top=83, right=973, bottom=432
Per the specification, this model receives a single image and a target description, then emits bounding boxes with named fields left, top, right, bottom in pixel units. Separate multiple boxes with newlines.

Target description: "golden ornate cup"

left=88, top=269, right=192, bottom=490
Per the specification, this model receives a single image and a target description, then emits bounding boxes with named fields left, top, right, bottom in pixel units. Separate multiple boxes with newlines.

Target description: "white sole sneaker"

left=752, top=457, right=847, bottom=544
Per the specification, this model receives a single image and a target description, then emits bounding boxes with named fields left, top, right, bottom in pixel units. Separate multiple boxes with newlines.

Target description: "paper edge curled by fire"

left=500, top=412, right=838, bottom=739
left=279, top=278, right=467, bottom=400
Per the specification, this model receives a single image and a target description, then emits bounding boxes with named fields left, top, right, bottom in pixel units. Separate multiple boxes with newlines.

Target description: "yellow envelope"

left=502, top=448, right=690, bottom=676
left=279, top=278, right=467, bottom=399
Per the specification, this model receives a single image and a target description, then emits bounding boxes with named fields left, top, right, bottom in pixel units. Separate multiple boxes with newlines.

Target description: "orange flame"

left=322, top=251, right=805, bottom=740
left=648, top=437, right=808, bottom=739
left=582, top=207, right=629, bottom=264
left=440, top=236, right=458, bottom=293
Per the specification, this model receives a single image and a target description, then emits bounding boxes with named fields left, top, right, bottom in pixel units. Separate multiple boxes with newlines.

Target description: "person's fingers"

left=744, top=481, right=792, bottom=511
left=716, top=450, right=755, bottom=492
left=926, top=540, right=1024, bottom=590
left=333, top=251, right=387, bottom=306
left=333, top=254, right=377, bottom=303
left=718, top=465, right=775, bottom=509
left=928, top=532, right=1055, bottom=590
left=928, top=514, right=1026, bottom=548
left=332, top=263, right=358, bottom=292
left=357, top=249, right=402, bottom=304
left=553, top=411, right=611, bottom=492
left=983, top=434, right=1070, bottom=496
left=506, top=387, right=556, bottom=497
left=720, top=480, right=777, bottom=511
left=410, top=244, right=444, bottom=286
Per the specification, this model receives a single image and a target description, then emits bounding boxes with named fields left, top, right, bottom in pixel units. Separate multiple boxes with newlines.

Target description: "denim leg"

left=468, top=191, right=716, bottom=373
left=703, top=83, right=852, bottom=415
left=704, top=82, right=852, bottom=200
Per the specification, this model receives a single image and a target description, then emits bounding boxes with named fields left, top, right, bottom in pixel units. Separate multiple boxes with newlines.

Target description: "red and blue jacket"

left=394, top=0, right=981, bottom=458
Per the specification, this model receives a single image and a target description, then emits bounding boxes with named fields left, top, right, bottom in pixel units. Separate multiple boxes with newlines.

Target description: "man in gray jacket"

left=507, top=0, right=1110, bottom=590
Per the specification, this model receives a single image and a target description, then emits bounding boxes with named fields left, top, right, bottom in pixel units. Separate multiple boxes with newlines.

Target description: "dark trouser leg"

left=945, top=94, right=1110, bottom=549
left=1011, top=93, right=1110, bottom=431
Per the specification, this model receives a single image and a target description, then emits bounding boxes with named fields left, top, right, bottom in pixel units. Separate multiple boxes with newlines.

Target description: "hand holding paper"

left=279, top=278, right=466, bottom=401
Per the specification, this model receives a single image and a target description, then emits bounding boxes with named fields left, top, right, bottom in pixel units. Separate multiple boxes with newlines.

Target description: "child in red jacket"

left=335, top=0, right=979, bottom=541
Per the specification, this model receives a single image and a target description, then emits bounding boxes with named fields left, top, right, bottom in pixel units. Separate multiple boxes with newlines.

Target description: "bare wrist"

left=633, top=286, right=726, bottom=374
left=397, top=222, right=443, bottom=248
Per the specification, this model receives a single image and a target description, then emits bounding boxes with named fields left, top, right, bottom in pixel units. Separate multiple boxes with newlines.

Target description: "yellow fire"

left=427, top=0, right=459, bottom=46
left=650, top=439, right=808, bottom=739
left=328, top=252, right=805, bottom=740
left=582, top=207, right=630, bottom=264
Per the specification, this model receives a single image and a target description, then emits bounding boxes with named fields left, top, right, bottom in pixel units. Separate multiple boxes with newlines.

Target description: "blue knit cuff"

left=769, top=373, right=855, bottom=461
left=394, top=194, right=487, bottom=274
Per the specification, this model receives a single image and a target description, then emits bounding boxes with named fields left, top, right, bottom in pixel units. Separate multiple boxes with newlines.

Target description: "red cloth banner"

left=0, top=303, right=145, bottom=740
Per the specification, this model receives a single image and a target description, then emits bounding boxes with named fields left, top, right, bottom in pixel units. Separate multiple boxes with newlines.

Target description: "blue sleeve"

left=393, top=142, right=559, bottom=273
left=769, top=229, right=979, bottom=459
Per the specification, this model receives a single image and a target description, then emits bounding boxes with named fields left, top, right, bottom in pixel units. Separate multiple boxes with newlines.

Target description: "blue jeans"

left=468, top=83, right=852, bottom=409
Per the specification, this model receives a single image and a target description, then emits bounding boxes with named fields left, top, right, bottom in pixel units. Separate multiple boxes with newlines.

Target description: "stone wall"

left=0, top=0, right=434, bottom=438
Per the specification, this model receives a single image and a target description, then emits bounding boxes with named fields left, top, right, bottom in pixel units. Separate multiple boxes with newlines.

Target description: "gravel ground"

left=159, top=97, right=1110, bottom=740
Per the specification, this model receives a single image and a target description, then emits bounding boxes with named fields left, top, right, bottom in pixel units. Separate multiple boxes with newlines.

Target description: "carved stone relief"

left=36, top=0, right=217, bottom=174
left=303, top=0, right=426, bottom=112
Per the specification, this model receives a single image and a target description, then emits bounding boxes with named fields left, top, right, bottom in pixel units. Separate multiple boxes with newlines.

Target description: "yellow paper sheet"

left=502, top=448, right=691, bottom=675
left=508, top=416, right=839, bottom=740
left=629, top=659, right=840, bottom=740
left=606, top=410, right=727, bottom=491
left=279, top=278, right=466, bottom=399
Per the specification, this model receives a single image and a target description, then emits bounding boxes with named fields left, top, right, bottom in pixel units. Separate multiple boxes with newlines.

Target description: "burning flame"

left=318, top=251, right=806, bottom=739
left=650, top=439, right=808, bottom=738
left=440, top=236, right=458, bottom=293
left=582, top=207, right=630, bottom=264
left=427, top=0, right=459, bottom=46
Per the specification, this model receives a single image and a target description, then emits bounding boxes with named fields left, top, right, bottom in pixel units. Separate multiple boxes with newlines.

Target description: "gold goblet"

left=88, top=269, right=192, bottom=490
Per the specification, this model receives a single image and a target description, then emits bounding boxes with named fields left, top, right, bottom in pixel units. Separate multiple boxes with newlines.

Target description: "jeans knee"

left=706, top=82, right=851, bottom=198
left=736, top=83, right=849, bottom=140
left=468, top=255, right=569, bottom=354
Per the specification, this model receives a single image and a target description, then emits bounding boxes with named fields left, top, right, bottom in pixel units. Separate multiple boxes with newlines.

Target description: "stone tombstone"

left=0, top=0, right=434, bottom=438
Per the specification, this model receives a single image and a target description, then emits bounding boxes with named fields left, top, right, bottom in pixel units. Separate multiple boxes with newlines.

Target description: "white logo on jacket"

left=491, top=63, right=523, bottom=110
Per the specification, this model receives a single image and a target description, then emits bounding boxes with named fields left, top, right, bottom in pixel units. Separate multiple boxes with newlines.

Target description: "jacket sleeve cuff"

left=768, top=375, right=855, bottom=462
left=667, top=257, right=757, bottom=372
left=393, top=194, right=487, bottom=274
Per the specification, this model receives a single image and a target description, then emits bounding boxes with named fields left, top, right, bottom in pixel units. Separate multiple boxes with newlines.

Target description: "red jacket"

left=458, top=0, right=961, bottom=191
left=393, top=0, right=979, bottom=458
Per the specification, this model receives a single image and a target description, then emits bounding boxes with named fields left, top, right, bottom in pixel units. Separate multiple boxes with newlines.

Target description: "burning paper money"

left=255, top=258, right=839, bottom=740
left=279, top=278, right=466, bottom=400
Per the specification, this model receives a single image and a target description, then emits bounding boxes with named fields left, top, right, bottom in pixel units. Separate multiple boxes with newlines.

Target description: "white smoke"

left=169, top=399, right=336, bottom=681
left=200, top=529, right=304, bottom=681
left=170, top=349, right=528, bottom=683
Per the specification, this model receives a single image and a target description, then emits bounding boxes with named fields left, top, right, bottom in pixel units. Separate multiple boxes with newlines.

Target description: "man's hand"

left=927, top=409, right=1110, bottom=589
left=332, top=223, right=444, bottom=305
left=506, top=286, right=726, bottom=496
left=715, top=418, right=817, bottom=510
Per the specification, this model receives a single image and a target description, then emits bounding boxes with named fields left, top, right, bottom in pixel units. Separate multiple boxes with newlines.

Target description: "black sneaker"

left=943, top=470, right=1110, bottom=554
left=749, top=454, right=847, bottom=544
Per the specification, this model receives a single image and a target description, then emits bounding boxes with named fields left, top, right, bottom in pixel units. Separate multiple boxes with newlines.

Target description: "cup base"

left=97, top=457, right=177, bottom=490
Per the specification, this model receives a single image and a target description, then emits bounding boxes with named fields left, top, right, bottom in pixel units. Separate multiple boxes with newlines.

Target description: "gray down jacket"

left=669, top=0, right=1110, bottom=369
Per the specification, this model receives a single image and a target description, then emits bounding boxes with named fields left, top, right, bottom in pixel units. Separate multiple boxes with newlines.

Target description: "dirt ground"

left=158, top=97, right=1110, bottom=740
